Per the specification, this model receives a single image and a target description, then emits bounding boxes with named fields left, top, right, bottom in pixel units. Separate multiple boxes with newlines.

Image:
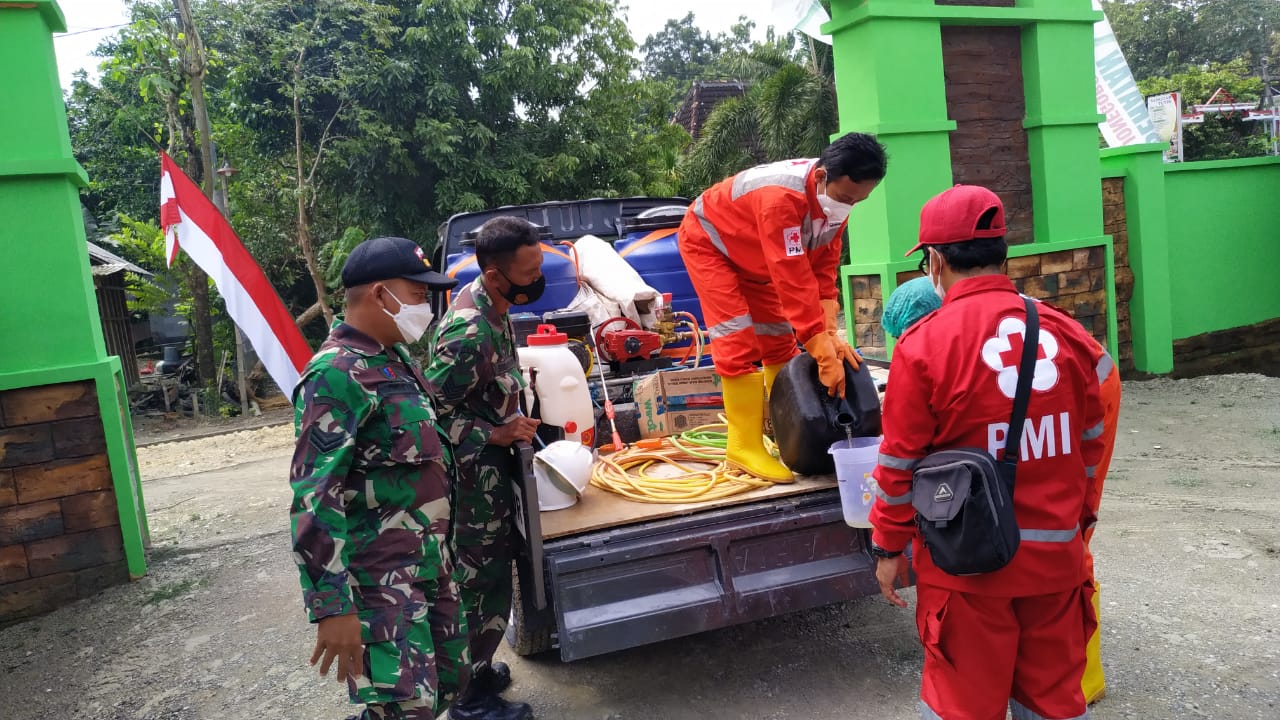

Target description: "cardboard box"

left=633, top=368, right=723, bottom=439
left=632, top=367, right=774, bottom=439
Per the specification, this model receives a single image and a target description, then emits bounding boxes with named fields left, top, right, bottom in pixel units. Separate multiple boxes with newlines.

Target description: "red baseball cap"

left=903, top=185, right=1006, bottom=257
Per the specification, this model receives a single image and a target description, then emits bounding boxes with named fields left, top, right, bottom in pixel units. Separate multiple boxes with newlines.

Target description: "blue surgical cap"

left=882, top=276, right=942, bottom=338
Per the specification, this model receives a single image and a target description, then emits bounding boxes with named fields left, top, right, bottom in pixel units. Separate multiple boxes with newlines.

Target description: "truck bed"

left=540, top=474, right=839, bottom=540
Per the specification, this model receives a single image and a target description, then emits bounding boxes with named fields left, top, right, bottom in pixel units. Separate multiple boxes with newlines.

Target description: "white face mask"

left=817, top=192, right=854, bottom=226
left=927, top=254, right=946, bottom=301
left=381, top=288, right=434, bottom=344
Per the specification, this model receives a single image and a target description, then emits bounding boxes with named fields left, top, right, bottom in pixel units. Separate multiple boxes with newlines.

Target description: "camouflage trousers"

left=452, top=445, right=518, bottom=673
left=346, top=574, right=470, bottom=719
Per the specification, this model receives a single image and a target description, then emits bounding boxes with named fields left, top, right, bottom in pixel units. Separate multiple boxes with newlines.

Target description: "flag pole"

left=215, top=158, right=251, bottom=417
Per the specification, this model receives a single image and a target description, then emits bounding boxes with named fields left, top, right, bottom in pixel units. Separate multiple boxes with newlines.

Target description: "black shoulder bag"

left=910, top=298, right=1040, bottom=576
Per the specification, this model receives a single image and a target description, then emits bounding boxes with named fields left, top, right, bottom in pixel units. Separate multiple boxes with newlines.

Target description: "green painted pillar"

left=829, top=0, right=955, bottom=264
left=1100, top=145, right=1175, bottom=374
left=0, top=1, right=148, bottom=579
left=0, top=2, right=104, bottom=367
left=828, top=0, right=956, bottom=354
left=1020, top=0, right=1106, bottom=244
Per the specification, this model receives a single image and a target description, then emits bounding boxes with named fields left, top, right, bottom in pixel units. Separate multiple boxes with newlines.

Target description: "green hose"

left=672, top=427, right=729, bottom=460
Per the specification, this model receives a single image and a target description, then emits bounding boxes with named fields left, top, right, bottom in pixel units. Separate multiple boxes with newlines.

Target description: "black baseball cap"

left=341, top=236, right=457, bottom=290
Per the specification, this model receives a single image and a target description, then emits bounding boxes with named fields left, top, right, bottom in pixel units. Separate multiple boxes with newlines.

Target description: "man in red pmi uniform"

left=678, top=133, right=887, bottom=481
left=869, top=185, right=1114, bottom=720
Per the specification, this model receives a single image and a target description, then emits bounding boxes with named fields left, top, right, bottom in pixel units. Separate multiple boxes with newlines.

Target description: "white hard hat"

left=533, top=441, right=595, bottom=511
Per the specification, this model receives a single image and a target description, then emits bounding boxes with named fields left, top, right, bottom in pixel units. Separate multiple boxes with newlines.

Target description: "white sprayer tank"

left=518, top=324, right=596, bottom=447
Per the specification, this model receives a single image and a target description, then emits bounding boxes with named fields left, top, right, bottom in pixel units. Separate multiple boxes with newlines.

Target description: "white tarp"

left=572, top=234, right=661, bottom=327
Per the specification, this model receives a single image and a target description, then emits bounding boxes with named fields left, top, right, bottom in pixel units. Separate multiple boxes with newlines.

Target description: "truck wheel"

left=506, top=568, right=555, bottom=656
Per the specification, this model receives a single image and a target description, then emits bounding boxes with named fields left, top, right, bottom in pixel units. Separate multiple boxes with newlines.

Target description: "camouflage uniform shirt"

left=424, top=277, right=525, bottom=469
left=290, top=322, right=453, bottom=622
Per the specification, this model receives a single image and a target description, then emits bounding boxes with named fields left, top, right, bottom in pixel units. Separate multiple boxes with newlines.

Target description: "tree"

left=678, top=40, right=837, bottom=194
left=70, top=0, right=690, bottom=345
left=226, top=0, right=399, bottom=327
left=230, top=0, right=687, bottom=248
left=639, top=13, right=756, bottom=105
left=73, top=1, right=225, bottom=382
left=1103, top=1, right=1280, bottom=81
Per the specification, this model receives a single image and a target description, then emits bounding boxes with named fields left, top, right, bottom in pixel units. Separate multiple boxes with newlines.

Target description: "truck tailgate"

left=543, top=490, right=877, bottom=661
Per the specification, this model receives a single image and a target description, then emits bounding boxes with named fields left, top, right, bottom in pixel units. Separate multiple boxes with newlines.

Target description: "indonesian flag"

left=159, top=151, right=312, bottom=392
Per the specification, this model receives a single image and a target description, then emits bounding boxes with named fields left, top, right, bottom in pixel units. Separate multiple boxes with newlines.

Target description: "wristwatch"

left=868, top=542, right=903, bottom=559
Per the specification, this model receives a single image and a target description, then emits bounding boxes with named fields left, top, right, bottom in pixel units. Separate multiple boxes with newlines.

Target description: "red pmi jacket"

left=688, top=159, right=846, bottom=344
left=869, top=275, right=1111, bottom=597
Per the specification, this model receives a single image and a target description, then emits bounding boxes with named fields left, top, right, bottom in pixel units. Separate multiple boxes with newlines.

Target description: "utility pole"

left=1262, top=58, right=1278, bottom=156
left=213, top=155, right=252, bottom=418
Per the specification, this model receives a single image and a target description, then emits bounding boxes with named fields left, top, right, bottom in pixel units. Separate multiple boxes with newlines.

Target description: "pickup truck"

left=432, top=198, right=899, bottom=662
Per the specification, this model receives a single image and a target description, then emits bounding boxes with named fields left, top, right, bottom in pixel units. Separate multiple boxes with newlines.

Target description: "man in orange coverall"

left=1083, top=345, right=1120, bottom=703
left=677, top=132, right=888, bottom=481
left=870, top=185, right=1115, bottom=720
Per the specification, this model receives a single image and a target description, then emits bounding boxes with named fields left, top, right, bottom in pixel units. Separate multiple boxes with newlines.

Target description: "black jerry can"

left=769, top=354, right=882, bottom=476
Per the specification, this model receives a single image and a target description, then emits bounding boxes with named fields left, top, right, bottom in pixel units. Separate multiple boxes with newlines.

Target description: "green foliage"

left=639, top=13, right=756, bottom=103
left=1138, top=59, right=1272, bottom=160
left=319, top=227, right=368, bottom=291
left=1105, top=2, right=1278, bottom=161
left=1103, top=0, right=1280, bottom=81
left=103, top=215, right=180, bottom=316
left=1138, top=59, right=1264, bottom=103
left=68, top=0, right=692, bottom=339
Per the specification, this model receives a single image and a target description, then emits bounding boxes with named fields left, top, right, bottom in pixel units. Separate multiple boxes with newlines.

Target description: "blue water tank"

left=445, top=242, right=580, bottom=316
left=615, top=227, right=704, bottom=327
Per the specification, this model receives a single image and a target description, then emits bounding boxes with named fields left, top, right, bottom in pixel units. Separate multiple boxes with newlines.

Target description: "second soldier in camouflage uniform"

left=290, top=236, right=467, bottom=719
left=425, top=217, right=544, bottom=720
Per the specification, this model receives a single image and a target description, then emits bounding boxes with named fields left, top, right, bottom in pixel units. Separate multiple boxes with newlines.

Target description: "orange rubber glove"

left=804, top=332, right=846, bottom=398
left=819, top=299, right=862, bottom=372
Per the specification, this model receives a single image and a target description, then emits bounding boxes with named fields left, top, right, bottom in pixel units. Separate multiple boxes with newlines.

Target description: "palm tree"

left=678, top=40, right=838, bottom=194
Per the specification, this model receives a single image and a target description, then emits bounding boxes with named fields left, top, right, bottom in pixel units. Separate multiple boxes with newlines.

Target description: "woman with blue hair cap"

left=881, top=275, right=942, bottom=338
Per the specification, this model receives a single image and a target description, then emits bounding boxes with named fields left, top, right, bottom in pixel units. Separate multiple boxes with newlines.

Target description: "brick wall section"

left=852, top=270, right=926, bottom=359
left=1172, top=318, right=1280, bottom=378
left=852, top=251, right=1110, bottom=360
left=1008, top=249, right=1109, bottom=349
left=0, top=381, right=129, bottom=626
left=942, top=26, right=1034, bottom=245
left=1103, top=177, right=1135, bottom=370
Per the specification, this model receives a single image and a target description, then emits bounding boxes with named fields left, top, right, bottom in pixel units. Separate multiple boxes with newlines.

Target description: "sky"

left=51, top=0, right=782, bottom=91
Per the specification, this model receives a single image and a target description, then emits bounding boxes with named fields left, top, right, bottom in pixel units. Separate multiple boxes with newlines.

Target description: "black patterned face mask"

left=498, top=269, right=546, bottom=306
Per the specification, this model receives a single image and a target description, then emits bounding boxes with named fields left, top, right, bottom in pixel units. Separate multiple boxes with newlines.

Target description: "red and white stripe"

left=159, top=152, right=312, bottom=392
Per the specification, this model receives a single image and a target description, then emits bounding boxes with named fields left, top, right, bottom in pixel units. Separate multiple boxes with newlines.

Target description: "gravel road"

left=1, top=374, right=1277, bottom=719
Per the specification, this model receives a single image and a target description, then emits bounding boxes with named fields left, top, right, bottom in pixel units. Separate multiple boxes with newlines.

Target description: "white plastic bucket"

left=830, top=436, right=881, bottom=528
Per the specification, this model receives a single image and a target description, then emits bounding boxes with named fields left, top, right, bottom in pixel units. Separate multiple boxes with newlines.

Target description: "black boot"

left=472, top=661, right=512, bottom=695
left=447, top=693, right=532, bottom=720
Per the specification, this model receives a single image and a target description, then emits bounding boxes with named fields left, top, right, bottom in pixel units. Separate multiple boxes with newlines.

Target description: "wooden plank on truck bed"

left=539, top=474, right=838, bottom=540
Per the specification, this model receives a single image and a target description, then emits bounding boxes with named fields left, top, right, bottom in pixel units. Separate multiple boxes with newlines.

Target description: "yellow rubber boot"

left=1082, top=580, right=1106, bottom=704
left=762, top=362, right=786, bottom=398
left=723, top=372, right=793, bottom=482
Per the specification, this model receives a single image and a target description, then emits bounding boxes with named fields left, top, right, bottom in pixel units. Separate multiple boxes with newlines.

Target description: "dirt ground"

left=2, top=374, right=1278, bottom=720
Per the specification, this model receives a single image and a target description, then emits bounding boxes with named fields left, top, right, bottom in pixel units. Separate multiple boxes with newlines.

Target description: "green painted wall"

left=1099, top=144, right=1175, bottom=374
left=1163, top=157, right=1280, bottom=340
left=0, top=0, right=148, bottom=578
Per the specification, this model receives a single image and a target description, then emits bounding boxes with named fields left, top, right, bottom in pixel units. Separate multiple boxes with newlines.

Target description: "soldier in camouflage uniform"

left=425, top=217, right=544, bottom=720
left=290, top=236, right=467, bottom=719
